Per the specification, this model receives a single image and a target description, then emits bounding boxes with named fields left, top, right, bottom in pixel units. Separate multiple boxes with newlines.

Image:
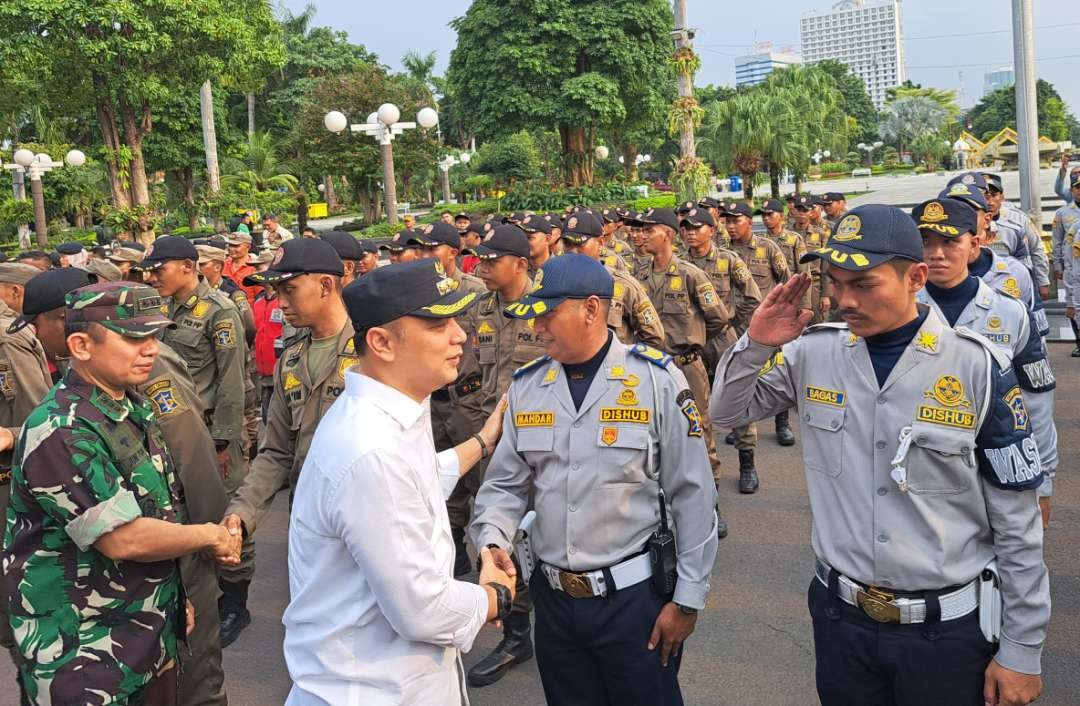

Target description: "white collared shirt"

left=283, top=370, right=488, bottom=706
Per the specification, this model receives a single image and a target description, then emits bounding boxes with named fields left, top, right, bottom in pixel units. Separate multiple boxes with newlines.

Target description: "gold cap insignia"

left=832, top=215, right=863, bottom=242
left=921, top=202, right=947, bottom=223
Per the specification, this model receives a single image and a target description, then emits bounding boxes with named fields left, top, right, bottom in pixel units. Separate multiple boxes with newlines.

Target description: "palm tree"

left=700, top=92, right=774, bottom=200
left=221, top=130, right=299, bottom=192
left=879, top=96, right=948, bottom=156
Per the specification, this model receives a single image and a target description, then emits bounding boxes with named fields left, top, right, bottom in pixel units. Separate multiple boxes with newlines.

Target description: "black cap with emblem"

left=911, top=198, right=978, bottom=238
left=320, top=230, right=367, bottom=261
left=464, top=224, right=530, bottom=259
left=679, top=207, right=715, bottom=227
left=758, top=199, right=784, bottom=215
left=344, top=258, right=479, bottom=331
left=407, top=221, right=463, bottom=250
left=628, top=207, right=680, bottom=232
left=560, top=211, right=604, bottom=244
left=520, top=214, right=553, bottom=235
left=243, top=238, right=344, bottom=285
left=800, top=204, right=923, bottom=271
left=9, top=267, right=95, bottom=333
left=133, top=236, right=198, bottom=270
left=723, top=201, right=753, bottom=219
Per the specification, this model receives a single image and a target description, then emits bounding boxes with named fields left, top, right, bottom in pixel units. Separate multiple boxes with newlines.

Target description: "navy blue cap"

left=912, top=199, right=978, bottom=238
left=810, top=195, right=826, bottom=207
left=244, top=238, right=344, bottom=285
left=503, top=253, right=614, bottom=320
left=9, top=267, right=95, bottom=333
left=823, top=192, right=845, bottom=203
left=466, top=224, right=530, bottom=259
left=461, top=221, right=485, bottom=238
left=800, top=205, right=923, bottom=271
left=620, top=209, right=639, bottom=223
left=676, top=200, right=697, bottom=214
left=560, top=211, right=604, bottom=243
left=135, top=236, right=198, bottom=270
left=981, top=173, right=1003, bottom=193
left=947, top=172, right=988, bottom=193
left=679, top=206, right=715, bottom=227
left=629, top=207, right=680, bottom=232
left=940, top=181, right=988, bottom=211
left=520, top=214, right=553, bottom=235
left=599, top=208, right=619, bottom=224
left=56, top=243, right=85, bottom=255
left=792, top=194, right=814, bottom=210
left=698, top=197, right=721, bottom=210
left=502, top=211, right=529, bottom=225
left=344, top=258, right=478, bottom=330
left=407, top=222, right=462, bottom=250
left=320, top=230, right=368, bottom=261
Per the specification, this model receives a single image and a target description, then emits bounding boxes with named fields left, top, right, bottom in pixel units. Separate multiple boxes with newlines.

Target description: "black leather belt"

left=432, top=374, right=482, bottom=401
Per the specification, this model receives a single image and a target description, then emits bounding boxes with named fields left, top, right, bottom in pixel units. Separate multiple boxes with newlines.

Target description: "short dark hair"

left=263, top=213, right=277, bottom=221
left=440, top=210, right=453, bottom=218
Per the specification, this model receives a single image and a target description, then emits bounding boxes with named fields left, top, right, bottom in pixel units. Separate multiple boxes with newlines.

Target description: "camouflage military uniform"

left=635, top=256, right=731, bottom=483
left=4, top=368, right=186, bottom=705
left=140, top=342, right=230, bottom=706
left=0, top=298, right=52, bottom=682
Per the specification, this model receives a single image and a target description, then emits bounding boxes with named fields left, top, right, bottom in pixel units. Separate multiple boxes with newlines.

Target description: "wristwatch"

left=487, top=582, right=513, bottom=621
left=676, top=603, right=698, bottom=616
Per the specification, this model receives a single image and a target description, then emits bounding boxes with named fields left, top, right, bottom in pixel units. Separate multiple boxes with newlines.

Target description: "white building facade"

left=800, top=0, right=906, bottom=110
left=734, top=46, right=803, bottom=87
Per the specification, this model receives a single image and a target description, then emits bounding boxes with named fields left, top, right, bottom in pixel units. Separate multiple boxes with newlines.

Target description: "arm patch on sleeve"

left=975, top=362, right=1044, bottom=490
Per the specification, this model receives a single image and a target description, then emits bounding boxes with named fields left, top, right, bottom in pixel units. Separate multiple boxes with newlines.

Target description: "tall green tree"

left=879, top=96, right=948, bottom=154
left=966, top=79, right=1077, bottom=142
left=447, top=0, right=675, bottom=186
left=814, top=60, right=878, bottom=142
left=0, top=0, right=283, bottom=241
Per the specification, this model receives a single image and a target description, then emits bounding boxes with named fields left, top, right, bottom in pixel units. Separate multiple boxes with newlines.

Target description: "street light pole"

left=325, top=105, right=438, bottom=227
left=5, top=149, right=87, bottom=247
left=1012, top=0, right=1041, bottom=220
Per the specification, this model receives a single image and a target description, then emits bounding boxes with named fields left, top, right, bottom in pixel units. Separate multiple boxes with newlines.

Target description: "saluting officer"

left=632, top=208, right=731, bottom=528
left=913, top=197, right=1058, bottom=531
left=222, top=239, right=354, bottom=605
left=711, top=204, right=1049, bottom=706
left=559, top=210, right=666, bottom=348
left=460, top=224, right=547, bottom=685
left=138, top=236, right=254, bottom=647
left=472, top=254, right=718, bottom=706
left=409, top=221, right=491, bottom=575
left=724, top=200, right=798, bottom=470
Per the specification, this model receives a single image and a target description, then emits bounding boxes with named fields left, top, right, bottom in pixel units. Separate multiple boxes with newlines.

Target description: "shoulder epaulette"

left=628, top=343, right=673, bottom=367
left=512, top=355, right=551, bottom=379
left=281, top=331, right=308, bottom=350
left=955, top=326, right=1011, bottom=370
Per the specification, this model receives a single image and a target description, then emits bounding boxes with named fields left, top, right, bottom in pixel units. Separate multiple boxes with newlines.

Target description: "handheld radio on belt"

left=645, top=361, right=678, bottom=596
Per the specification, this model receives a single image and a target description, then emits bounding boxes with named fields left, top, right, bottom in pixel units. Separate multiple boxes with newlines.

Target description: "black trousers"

left=531, top=571, right=682, bottom=706
left=808, top=577, right=995, bottom=706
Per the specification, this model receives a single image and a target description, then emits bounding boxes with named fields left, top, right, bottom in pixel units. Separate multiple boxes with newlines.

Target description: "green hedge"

left=629, top=194, right=676, bottom=212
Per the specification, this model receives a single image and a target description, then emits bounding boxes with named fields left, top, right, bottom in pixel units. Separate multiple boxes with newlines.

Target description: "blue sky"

left=280, top=0, right=1080, bottom=116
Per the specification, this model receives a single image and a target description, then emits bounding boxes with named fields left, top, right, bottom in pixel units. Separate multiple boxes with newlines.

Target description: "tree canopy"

left=966, top=79, right=1080, bottom=143
left=446, top=0, right=675, bottom=185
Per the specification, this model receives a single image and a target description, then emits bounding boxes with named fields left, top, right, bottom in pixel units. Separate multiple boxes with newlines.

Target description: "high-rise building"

left=734, top=44, right=803, bottom=87
left=800, top=0, right=906, bottom=110
left=983, top=67, right=1015, bottom=97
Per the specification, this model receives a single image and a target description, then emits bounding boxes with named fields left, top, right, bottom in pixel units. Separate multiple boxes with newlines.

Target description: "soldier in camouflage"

left=3, top=281, right=240, bottom=706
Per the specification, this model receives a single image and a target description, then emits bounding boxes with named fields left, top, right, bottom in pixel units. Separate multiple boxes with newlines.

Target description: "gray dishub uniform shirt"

left=470, top=340, right=718, bottom=610
left=709, top=307, right=1049, bottom=674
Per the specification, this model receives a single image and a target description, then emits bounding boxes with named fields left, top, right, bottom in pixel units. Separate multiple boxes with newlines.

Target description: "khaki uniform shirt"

left=686, top=244, right=762, bottom=337
left=634, top=256, right=731, bottom=354
left=467, top=285, right=546, bottom=415
left=228, top=322, right=357, bottom=533
left=727, top=235, right=791, bottom=300
left=608, top=269, right=665, bottom=348
left=0, top=300, right=52, bottom=478
left=162, top=281, right=247, bottom=441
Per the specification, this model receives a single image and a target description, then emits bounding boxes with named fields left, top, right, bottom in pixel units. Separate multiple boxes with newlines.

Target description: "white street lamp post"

left=3, top=149, right=84, bottom=246
left=857, top=141, right=884, bottom=167
left=437, top=152, right=471, bottom=204
left=325, top=105, right=438, bottom=226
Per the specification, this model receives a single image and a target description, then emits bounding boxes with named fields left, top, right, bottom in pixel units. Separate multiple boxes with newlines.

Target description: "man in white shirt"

left=283, top=259, right=517, bottom=706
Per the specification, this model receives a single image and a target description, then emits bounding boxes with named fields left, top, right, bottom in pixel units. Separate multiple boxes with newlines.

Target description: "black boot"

left=451, top=527, right=472, bottom=578
left=775, top=411, right=795, bottom=446
left=738, top=449, right=759, bottom=494
left=724, top=431, right=736, bottom=445
left=467, top=610, right=533, bottom=687
left=218, top=579, right=252, bottom=648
